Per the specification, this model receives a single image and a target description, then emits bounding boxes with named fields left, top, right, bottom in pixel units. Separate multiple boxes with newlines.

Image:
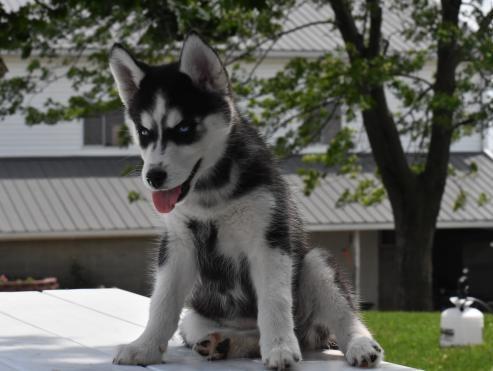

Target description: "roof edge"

left=0, top=228, right=161, bottom=241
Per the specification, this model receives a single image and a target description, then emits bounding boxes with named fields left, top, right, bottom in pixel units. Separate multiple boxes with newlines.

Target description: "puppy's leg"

left=113, top=234, right=197, bottom=365
left=298, top=249, right=383, bottom=368
left=180, top=309, right=260, bottom=360
left=249, top=247, right=301, bottom=370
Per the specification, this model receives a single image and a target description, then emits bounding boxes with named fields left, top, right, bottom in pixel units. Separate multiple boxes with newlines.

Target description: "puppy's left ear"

left=179, top=33, right=230, bottom=94
left=109, top=43, right=145, bottom=107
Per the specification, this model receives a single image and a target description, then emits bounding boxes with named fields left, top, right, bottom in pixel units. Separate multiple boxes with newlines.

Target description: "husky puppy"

left=109, top=33, right=383, bottom=369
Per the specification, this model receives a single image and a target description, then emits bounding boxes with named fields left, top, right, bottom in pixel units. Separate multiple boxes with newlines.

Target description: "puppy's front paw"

left=113, top=340, right=164, bottom=365
left=345, top=336, right=383, bottom=368
left=263, top=342, right=301, bottom=370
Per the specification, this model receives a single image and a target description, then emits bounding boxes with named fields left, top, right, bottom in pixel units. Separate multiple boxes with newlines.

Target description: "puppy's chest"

left=188, top=218, right=248, bottom=283
left=187, top=219, right=257, bottom=318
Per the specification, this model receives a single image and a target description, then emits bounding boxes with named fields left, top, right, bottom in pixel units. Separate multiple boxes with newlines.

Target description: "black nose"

left=146, top=169, right=167, bottom=189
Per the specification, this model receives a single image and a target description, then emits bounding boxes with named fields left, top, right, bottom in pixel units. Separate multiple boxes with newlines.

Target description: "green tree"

left=0, top=0, right=291, bottom=123
left=251, top=0, right=493, bottom=310
left=1, top=0, right=492, bottom=310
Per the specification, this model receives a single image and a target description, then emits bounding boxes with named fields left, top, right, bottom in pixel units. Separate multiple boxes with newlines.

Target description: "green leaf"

left=127, top=190, right=143, bottom=204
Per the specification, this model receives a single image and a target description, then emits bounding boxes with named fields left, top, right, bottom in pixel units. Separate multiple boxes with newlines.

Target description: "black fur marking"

left=165, top=119, right=202, bottom=145
left=187, top=219, right=234, bottom=292
left=215, top=338, right=230, bottom=356
left=125, top=60, right=229, bottom=150
left=265, top=195, right=291, bottom=253
left=187, top=219, right=257, bottom=320
left=195, top=152, right=233, bottom=191
left=158, top=233, right=168, bottom=266
left=177, top=159, right=202, bottom=203
left=136, top=125, right=158, bottom=149
left=229, top=125, right=276, bottom=199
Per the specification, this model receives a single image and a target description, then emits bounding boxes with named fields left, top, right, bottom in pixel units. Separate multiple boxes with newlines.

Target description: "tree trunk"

left=389, top=180, right=446, bottom=310
left=393, top=206, right=435, bottom=310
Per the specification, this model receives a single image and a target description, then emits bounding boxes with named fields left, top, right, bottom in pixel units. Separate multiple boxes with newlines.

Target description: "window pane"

left=83, top=116, right=103, bottom=145
left=319, top=103, right=341, bottom=144
left=83, top=110, right=124, bottom=146
left=104, top=110, right=125, bottom=146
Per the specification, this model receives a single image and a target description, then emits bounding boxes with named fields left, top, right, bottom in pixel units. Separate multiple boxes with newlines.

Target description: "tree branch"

left=423, top=0, right=461, bottom=189
left=477, top=7, right=493, bottom=35
left=328, top=0, right=365, bottom=58
left=366, top=0, right=382, bottom=58
left=329, top=0, right=414, bottom=195
left=224, top=20, right=334, bottom=65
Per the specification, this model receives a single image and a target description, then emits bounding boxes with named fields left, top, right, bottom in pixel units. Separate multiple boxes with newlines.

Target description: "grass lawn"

left=362, top=312, right=493, bottom=371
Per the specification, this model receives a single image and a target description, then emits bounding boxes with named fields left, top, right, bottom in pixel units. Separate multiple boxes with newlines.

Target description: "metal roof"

left=273, top=1, right=426, bottom=54
left=2, top=1, right=424, bottom=55
left=1, top=153, right=493, bottom=239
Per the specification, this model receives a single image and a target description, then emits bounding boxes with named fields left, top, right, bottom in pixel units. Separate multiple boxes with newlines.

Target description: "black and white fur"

left=109, top=33, right=383, bottom=369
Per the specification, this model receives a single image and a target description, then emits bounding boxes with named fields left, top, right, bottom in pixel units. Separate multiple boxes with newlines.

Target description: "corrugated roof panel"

left=95, top=178, right=139, bottom=229
left=2, top=180, right=37, bottom=232
left=72, top=178, right=115, bottom=230
left=14, top=180, right=51, bottom=232
left=1, top=153, right=493, bottom=236
left=106, top=177, right=150, bottom=229
left=24, top=179, right=64, bottom=231
left=56, top=178, right=94, bottom=230
left=304, top=183, right=339, bottom=224
left=36, top=179, right=76, bottom=231
left=126, top=177, right=162, bottom=228
left=0, top=181, right=27, bottom=232
left=329, top=177, right=367, bottom=223
left=84, top=178, right=127, bottom=230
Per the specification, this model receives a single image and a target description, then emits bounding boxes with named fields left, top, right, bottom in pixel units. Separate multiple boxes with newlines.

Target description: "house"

left=1, top=1, right=492, bottom=309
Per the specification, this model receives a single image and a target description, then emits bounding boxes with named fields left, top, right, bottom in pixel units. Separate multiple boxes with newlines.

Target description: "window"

left=83, top=110, right=125, bottom=146
left=318, top=102, right=342, bottom=144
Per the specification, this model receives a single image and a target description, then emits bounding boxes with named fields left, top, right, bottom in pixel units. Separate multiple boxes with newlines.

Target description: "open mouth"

left=151, top=159, right=202, bottom=214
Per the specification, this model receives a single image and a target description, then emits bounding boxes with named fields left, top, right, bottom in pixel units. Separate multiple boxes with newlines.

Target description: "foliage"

left=248, top=0, right=493, bottom=200
left=0, top=0, right=292, bottom=124
left=127, top=190, right=143, bottom=203
left=363, top=311, right=493, bottom=371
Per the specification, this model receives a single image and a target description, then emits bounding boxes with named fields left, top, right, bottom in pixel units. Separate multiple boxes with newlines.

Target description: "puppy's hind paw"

left=345, top=337, right=383, bottom=368
left=193, top=332, right=230, bottom=361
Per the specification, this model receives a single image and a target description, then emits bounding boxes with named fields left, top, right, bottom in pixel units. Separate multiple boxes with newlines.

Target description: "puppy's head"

left=109, top=33, right=233, bottom=213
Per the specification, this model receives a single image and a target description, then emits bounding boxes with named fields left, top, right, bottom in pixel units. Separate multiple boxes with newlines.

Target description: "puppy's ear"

left=109, top=43, right=145, bottom=107
left=179, top=33, right=230, bottom=94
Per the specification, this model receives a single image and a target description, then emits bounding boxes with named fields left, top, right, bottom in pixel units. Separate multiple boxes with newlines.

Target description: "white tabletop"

left=0, top=289, right=418, bottom=371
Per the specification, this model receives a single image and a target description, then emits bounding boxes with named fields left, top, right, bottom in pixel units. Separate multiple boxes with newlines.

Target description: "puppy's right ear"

left=109, top=43, right=145, bottom=107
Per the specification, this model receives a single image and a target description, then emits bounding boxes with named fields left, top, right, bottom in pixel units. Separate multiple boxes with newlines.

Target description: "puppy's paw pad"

left=346, top=337, right=383, bottom=368
left=264, top=344, right=301, bottom=370
left=113, top=341, right=163, bottom=365
left=193, top=333, right=230, bottom=360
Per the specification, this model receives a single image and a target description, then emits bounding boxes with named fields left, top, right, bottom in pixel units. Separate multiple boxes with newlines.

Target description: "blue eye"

left=138, top=127, right=150, bottom=136
left=176, top=120, right=196, bottom=135
left=178, top=125, right=190, bottom=133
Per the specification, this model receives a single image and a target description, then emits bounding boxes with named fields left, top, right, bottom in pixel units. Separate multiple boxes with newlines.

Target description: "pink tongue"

left=152, top=186, right=182, bottom=213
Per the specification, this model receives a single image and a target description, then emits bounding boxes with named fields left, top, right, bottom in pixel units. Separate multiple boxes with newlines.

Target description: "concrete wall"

left=0, top=236, right=158, bottom=296
left=0, top=230, right=380, bottom=307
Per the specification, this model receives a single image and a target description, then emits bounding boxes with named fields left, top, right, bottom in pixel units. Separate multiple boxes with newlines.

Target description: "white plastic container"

left=440, top=296, right=484, bottom=347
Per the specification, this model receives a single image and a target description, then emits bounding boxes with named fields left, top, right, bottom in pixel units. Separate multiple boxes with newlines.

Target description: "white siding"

left=0, top=56, right=138, bottom=157
left=1, top=55, right=485, bottom=157
left=0, top=57, right=82, bottom=156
